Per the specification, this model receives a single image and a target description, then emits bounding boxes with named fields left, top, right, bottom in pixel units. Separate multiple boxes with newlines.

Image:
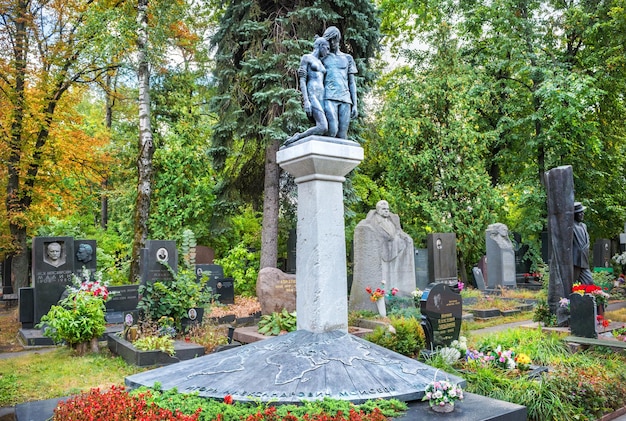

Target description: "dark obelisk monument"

left=545, top=165, right=574, bottom=313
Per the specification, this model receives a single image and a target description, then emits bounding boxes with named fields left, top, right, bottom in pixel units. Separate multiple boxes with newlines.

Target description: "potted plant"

left=37, top=269, right=110, bottom=355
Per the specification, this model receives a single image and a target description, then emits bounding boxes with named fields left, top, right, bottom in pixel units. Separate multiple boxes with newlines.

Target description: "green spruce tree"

left=209, top=1, right=380, bottom=268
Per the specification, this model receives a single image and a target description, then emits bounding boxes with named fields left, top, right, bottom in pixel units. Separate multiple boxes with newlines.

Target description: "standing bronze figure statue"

left=573, top=201, right=594, bottom=285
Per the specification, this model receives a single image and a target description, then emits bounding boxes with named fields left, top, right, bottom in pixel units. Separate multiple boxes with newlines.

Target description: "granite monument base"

left=126, top=329, right=466, bottom=404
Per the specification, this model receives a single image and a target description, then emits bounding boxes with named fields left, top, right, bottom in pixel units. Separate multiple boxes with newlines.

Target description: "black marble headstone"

left=472, top=267, right=486, bottom=290
left=427, top=233, right=457, bottom=285
left=140, top=240, right=178, bottom=284
left=593, top=239, right=611, bottom=269
left=106, top=285, right=140, bottom=312
left=195, top=264, right=234, bottom=304
left=32, top=236, right=75, bottom=323
left=569, top=292, right=597, bottom=339
left=18, top=287, right=34, bottom=328
left=1, top=256, right=12, bottom=294
left=420, top=283, right=462, bottom=349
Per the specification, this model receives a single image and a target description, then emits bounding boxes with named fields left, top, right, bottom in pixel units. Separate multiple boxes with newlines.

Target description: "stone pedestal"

left=276, top=136, right=363, bottom=333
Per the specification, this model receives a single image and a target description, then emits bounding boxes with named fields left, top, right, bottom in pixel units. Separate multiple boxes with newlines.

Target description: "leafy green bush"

left=38, top=273, right=109, bottom=349
left=39, top=293, right=106, bottom=347
left=133, top=336, right=175, bottom=356
left=138, top=265, right=213, bottom=331
left=214, top=243, right=259, bottom=296
left=364, top=317, right=425, bottom=357
left=532, top=298, right=556, bottom=326
left=257, top=309, right=297, bottom=336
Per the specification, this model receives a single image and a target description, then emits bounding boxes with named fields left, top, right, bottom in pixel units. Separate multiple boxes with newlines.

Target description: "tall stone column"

left=545, top=165, right=574, bottom=313
left=277, top=136, right=363, bottom=333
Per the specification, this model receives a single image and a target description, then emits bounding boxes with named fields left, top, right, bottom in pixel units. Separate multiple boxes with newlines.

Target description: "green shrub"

left=214, top=243, right=259, bottom=296
left=138, top=264, right=213, bottom=332
left=133, top=336, right=175, bottom=356
left=532, top=298, right=556, bottom=326
left=38, top=274, right=109, bottom=348
left=364, top=317, right=425, bottom=357
left=257, top=309, right=297, bottom=336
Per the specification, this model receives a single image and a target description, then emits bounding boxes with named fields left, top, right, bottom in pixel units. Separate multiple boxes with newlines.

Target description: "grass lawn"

left=0, top=347, right=145, bottom=406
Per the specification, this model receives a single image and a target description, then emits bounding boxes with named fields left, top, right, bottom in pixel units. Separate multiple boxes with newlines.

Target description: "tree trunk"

left=259, top=139, right=281, bottom=269
left=6, top=1, right=29, bottom=291
left=130, top=0, right=154, bottom=283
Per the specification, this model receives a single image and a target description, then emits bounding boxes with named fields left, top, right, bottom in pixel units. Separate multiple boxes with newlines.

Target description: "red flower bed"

left=53, top=385, right=201, bottom=421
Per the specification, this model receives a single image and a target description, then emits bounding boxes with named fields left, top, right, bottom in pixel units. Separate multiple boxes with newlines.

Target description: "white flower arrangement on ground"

left=451, top=336, right=468, bottom=357
left=439, top=347, right=461, bottom=365
left=422, top=379, right=464, bottom=408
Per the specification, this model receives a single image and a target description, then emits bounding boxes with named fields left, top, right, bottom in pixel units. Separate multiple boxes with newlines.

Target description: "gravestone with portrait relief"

left=426, top=233, right=457, bottom=286
left=140, top=240, right=178, bottom=284
left=420, top=283, right=462, bottom=350
left=32, top=236, right=75, bottom=323
left=74, top=239, right=97, bottom=277
left=195, top=264, right=234, bottom=304
left=485, top=223, right=516, bottom=289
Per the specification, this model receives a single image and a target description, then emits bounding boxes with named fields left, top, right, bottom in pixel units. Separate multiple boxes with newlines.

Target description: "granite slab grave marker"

left=105, top=285, right=140, bottom=323
left=195, top=264, right=234, bottom=305
left=18, top=287, right=34, bottom=328
left=472, top=267, right=486, bottom=291
left=593, top=239, right=611, bottom=269
left=32, top=236, right=75, bottom=323
left=569, top=292, right=597, bottom=338
left=427, top=233, right=457, bottom=285
left=420, top=283, right=462, bottom=350
left=140, top=240, right=178, bottom=284
left=414, top=248, right=430, bottom=291
left=486, top=223, right=516, bottom=288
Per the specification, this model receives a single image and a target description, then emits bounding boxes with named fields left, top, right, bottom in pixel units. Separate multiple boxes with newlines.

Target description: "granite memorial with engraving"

left=486, top=223, right=516, bottom=288
left=256, top=267, right=296, bottom=315
left=569, top=292, right=597, bottom=338
left=427, top=233, right=457, bottom=285
left=32, top=236, right=75, bottom=323
left=545, top=165, right=574, bottom=313
left=105, top=285, right=140, bottom=323
left=420, top=283, right=462, bottom=350
left=195, top=264, right=234, bottom=305
left=140, top=240, right=178, bottom=284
